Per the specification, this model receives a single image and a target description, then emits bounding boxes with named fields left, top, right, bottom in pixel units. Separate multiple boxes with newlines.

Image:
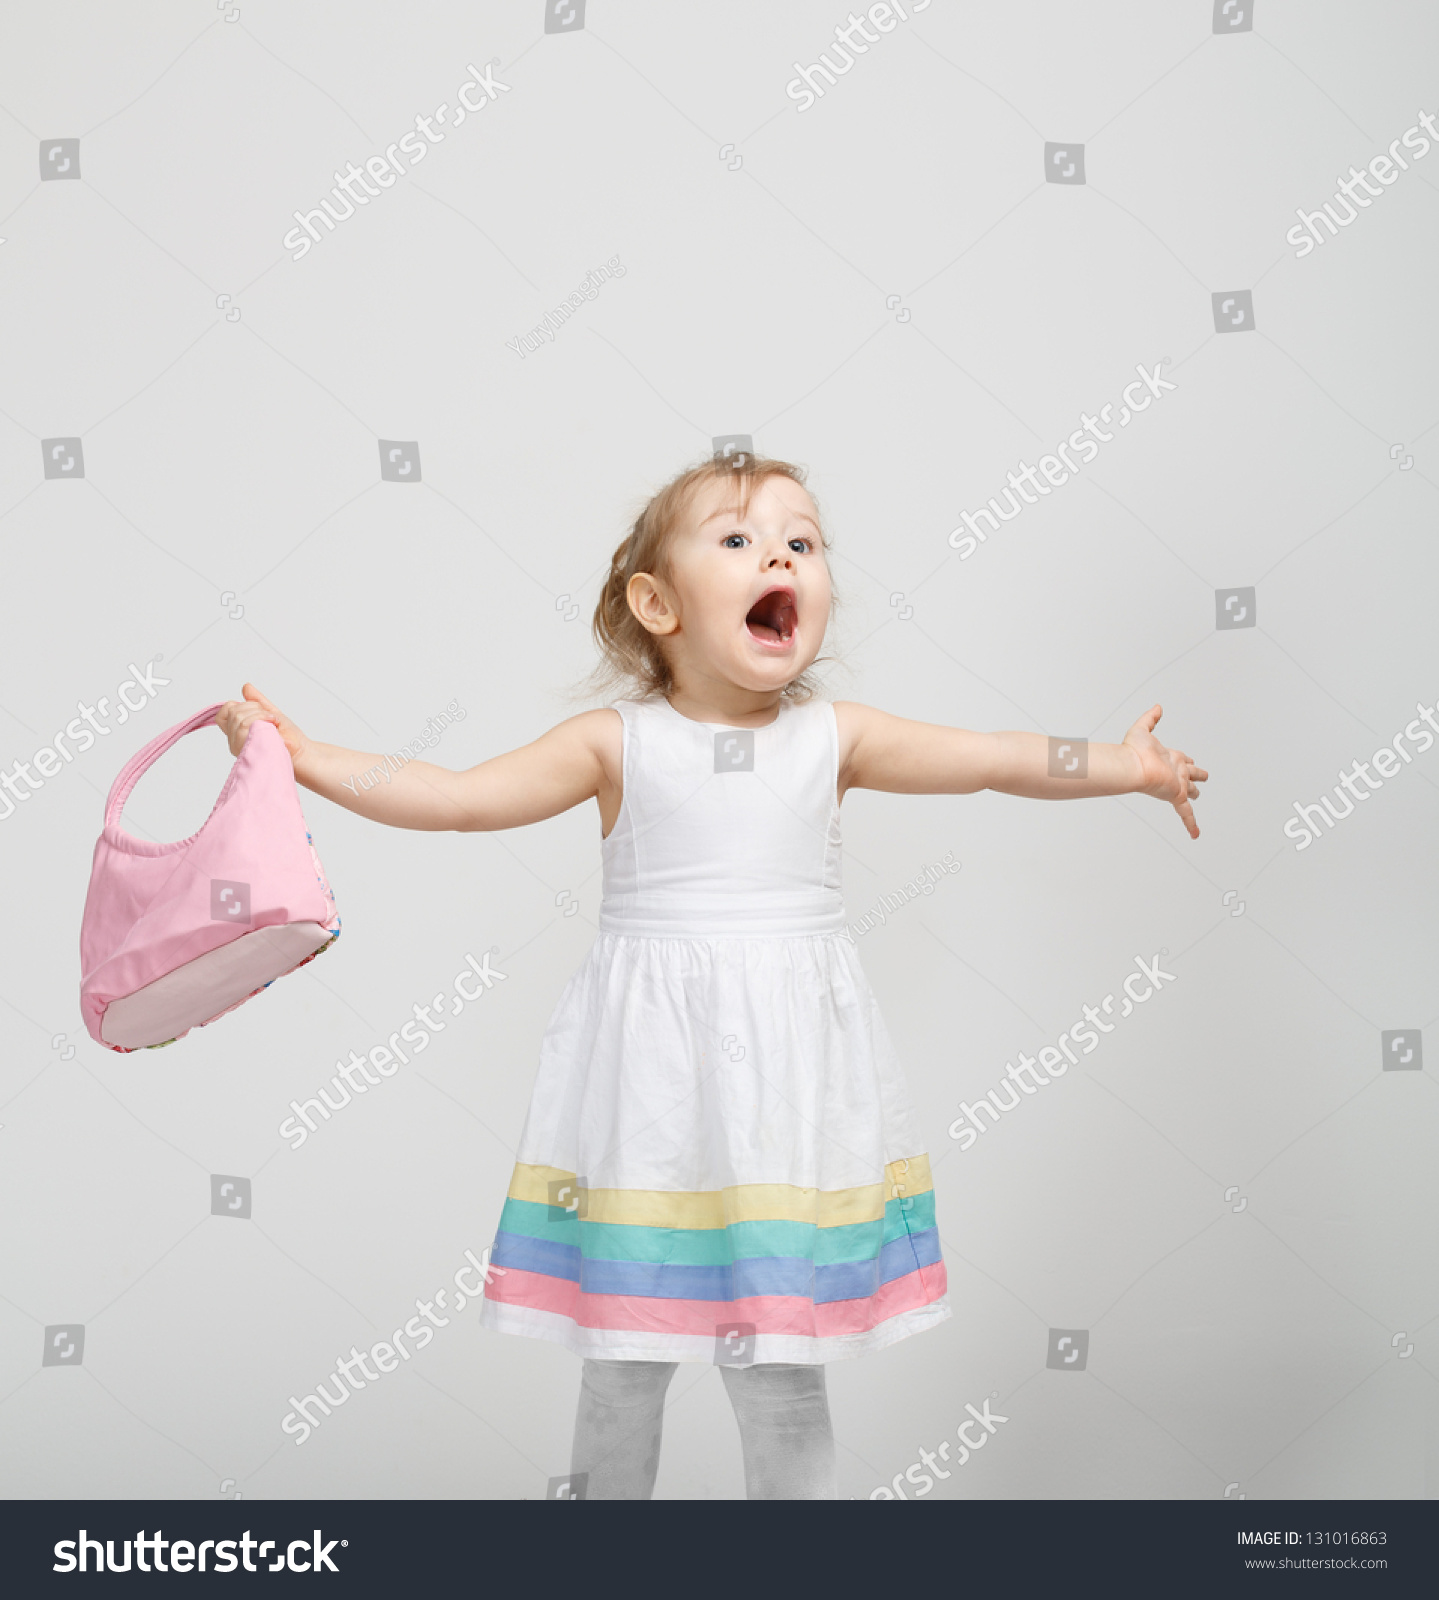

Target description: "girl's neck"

left=664, top=686, right=785, bottom=728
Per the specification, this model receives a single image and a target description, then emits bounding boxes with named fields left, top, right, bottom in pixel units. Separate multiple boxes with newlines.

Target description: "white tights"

left=570, top=1357, right=837, bottom=1499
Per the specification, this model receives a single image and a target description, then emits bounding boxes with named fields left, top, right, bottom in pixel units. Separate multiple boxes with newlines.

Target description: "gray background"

left=1, top=0, right=1436, bottom=1500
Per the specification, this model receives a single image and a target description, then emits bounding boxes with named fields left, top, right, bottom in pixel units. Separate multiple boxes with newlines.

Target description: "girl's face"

left=631, top=473, right=832, bottom=698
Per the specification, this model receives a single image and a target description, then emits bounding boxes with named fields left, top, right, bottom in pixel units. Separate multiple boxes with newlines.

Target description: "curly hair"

left=576, top=451, right=840, bottom=707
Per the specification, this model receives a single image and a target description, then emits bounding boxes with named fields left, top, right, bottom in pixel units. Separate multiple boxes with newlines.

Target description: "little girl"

left=217, top=453, right=1206, bottom=1500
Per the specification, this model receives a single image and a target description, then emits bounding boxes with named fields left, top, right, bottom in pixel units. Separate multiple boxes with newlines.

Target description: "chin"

left=739, top=653, right=812, bottom=688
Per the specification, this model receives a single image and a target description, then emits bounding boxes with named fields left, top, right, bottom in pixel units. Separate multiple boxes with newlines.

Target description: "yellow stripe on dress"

left=507, top=1155, right=933, bottom=1230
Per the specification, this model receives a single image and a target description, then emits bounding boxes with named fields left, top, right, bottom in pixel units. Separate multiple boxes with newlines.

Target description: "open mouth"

left=745, top=586, right=798, bottom=646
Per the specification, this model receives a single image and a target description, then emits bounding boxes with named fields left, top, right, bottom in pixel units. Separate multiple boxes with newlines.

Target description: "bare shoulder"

left=564, top=706, right=623, bottom=836
left=563, top=705, right=622, bottom=784
left=831, top=700, right=887, bottom=797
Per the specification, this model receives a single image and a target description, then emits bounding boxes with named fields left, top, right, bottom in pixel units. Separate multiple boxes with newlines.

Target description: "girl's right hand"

left=215, top=685, right=312, bottom=770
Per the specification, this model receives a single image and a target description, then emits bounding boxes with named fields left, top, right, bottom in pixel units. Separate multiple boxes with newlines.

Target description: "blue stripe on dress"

left=489, top=1225, right=942, bottom=1304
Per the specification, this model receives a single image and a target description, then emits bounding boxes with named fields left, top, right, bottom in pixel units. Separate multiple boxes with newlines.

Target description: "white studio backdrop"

left=0, top=0, right=1436, bottom=1500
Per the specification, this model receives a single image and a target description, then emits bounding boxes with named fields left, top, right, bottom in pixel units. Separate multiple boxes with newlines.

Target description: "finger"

left=243, top=684, right=277, bottom=711
left=1174, top=796, right=1199, bottom=839
left=1189, top=766, right=1209, bottom=782
left=232, top=706, right=277, bottom=742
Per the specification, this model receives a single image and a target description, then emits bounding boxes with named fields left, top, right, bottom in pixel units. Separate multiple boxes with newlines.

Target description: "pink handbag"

left=79, top=702, right=341, bottom=1052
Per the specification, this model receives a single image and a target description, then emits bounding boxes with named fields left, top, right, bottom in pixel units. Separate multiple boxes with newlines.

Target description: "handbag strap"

left=103, top=702, right=236, bottom=830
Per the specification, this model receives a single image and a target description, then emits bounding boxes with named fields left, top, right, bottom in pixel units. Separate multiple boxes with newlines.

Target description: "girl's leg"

left=570, top=1357, right=678, bottom=1499
left=718, top=1361, right=837, bottom=1499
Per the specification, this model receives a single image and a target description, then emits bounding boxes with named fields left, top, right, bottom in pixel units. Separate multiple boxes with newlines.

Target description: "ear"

left=626, top=572, right=679, bottom=636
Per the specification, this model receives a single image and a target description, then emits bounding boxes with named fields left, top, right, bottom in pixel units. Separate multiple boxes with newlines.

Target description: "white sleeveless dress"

left=478, top=694, right=950, bottom=1363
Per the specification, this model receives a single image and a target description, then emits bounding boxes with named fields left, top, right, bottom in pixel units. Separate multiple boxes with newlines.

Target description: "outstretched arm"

left=836, top=701, right=1208, bottom=839
left=216, top=685, right=614, bottom=834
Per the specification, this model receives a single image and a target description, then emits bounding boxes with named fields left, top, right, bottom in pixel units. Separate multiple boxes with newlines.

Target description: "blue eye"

left=721, top=531, right=815, bottom=552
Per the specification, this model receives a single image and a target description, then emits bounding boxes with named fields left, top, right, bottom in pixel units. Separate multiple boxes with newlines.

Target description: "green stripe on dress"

left=496, top=1190, right=936, bottom=1266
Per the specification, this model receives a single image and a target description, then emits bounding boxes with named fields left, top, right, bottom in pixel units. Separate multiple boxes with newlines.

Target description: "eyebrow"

left=697, top=507, right=821, bottom=532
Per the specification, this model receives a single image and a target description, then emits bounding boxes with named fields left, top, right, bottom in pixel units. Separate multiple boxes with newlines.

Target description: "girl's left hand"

left=1122, top=705, right=1209, bottom=839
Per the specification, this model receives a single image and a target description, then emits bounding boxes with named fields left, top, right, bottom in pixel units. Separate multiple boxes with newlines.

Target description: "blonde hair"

left=578, top=452, right=841, bottom=706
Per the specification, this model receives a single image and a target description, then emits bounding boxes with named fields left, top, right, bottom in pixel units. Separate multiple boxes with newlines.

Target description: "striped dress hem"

left=477, top=1154, right=950, bottom=1364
